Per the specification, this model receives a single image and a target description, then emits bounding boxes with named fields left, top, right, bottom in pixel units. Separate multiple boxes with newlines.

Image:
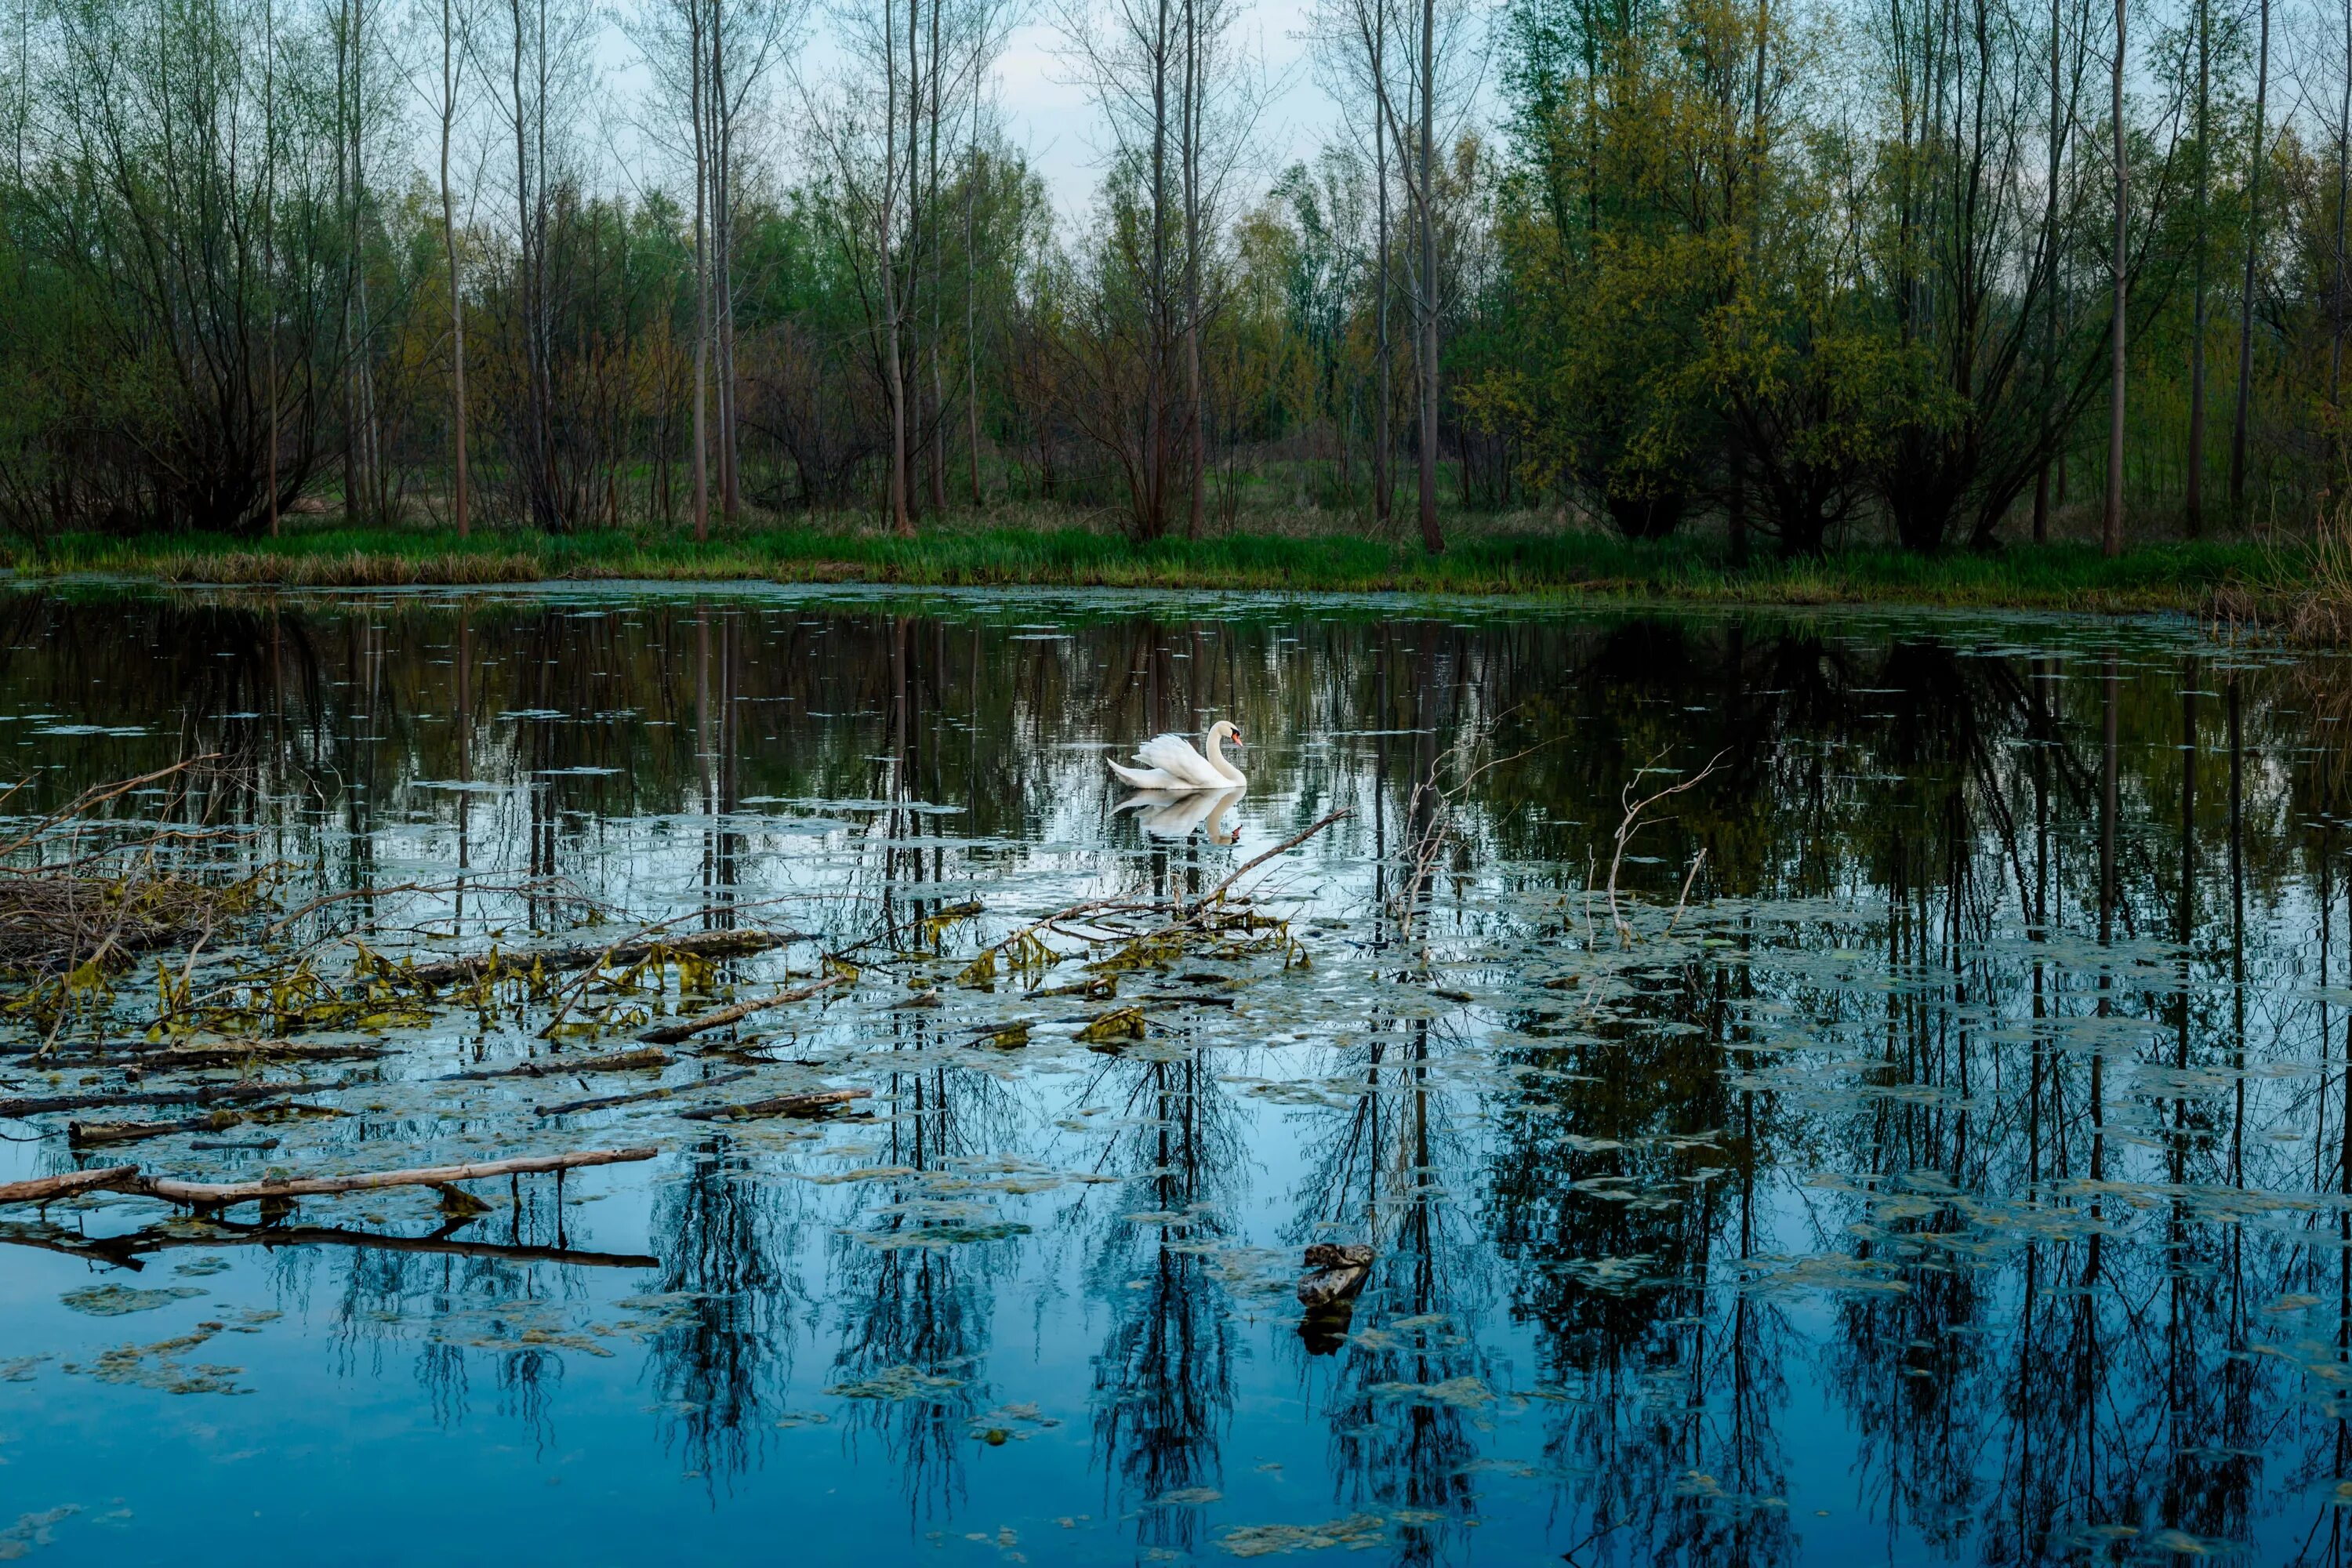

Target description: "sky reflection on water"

left=0, top=585, right=2347, bottom=1567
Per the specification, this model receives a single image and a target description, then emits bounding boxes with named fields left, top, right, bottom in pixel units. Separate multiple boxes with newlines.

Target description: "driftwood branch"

left=0, top=1146, right=660, bottom=1210
left=0, top=1078, right=338, bottom=1120
left=639, top=973, right=852, bottom=1045
left=129, top=1146, right=659, bottom=1206
left=69, top=1105, right=319, bottom=1146
left=0, top=1165, right=140, bottom=1206
left=0, top=1219, right=659, bottom=1271
left=379, top=927, right=804, bottom=988
left=535, top=1069, right=753, bottom=1117
left=440, top=1047, right=671, bottom=1082
left=1190, top=810, right=1352, bottom=912
left=677, top=1087, right=868, bottom=1123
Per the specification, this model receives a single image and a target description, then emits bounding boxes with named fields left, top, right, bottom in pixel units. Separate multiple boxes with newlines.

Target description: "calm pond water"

left=0, top=583, right=2347, bottom=1566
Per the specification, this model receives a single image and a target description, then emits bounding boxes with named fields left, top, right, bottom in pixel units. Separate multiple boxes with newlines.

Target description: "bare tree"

left=2229, top=0, right=2270, bottom=512
left=2104, top=0, right=2125, bottom=557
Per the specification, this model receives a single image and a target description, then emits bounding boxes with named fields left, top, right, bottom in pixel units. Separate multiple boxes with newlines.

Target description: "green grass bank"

left=3, top=520, right=2314, bottom=622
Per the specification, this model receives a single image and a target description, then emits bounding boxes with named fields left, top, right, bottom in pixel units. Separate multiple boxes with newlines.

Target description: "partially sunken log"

left=639, top=973, right=851, bottom=1045
left=0, top=1079, right=320, bottom=1119
left=440, top=1047, right=672, bottom=1082
left=0, top=1146, right=659, bottom=1210
left=0, top=1165, right=140, bottom=1207
left=382, top=929, right=800, bottom=987
left=69, top=1107, right=274, bottom=1146
left=1297, top=1243, right=1374, bottom=1308
left=676, top=1087, right=868, bottom=1123
left=132, top=1147, right=659, bottom=1207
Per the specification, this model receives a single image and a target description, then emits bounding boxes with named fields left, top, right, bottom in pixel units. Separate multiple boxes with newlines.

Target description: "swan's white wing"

left=1109, top=759, right=1187, bottom=789
left=1134, top=733, right=1221, bottom=789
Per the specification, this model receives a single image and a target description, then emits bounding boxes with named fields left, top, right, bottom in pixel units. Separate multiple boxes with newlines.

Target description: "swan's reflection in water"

left=1114, top=785, right=1243, bottom=842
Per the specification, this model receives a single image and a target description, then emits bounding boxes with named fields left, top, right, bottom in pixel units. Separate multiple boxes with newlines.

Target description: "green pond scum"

left=0, top=582, right=2345, bottom=1565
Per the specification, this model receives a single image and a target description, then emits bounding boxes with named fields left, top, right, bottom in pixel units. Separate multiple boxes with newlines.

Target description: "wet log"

left=131, top=1044, right=386, bottom=1067
left=639, top=973, right=852, bottom=1046
left=381, top=928, right=804, bottom=987
left=676, top=1087, right=868, bottom=1123
left=1298, top=1243, right=1374, bottom=1308
left=534, top=1069, right=753, bottom=1117
left=0, top=1164, right=140, bottom=1207
left=70, top=1107, right=272, bottom=1147
left=441, top=1047, right=672, bottom=1082
left=129, top=1145, right=659, bottom=1207
left=0, top=1079, right=323, bottom=1120
left=0, top=1218, right=657, bottom=1271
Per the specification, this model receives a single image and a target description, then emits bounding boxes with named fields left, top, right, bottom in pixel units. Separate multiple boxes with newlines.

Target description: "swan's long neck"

left=1206, top=728, right=1243, bottom=783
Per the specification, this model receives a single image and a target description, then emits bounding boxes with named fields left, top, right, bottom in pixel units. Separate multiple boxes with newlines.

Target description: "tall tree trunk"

left=441, top=0, right=468, bottom=539
left=1372, top=0, right=1390, bottom=533
left=1181, top=0, right=1203, bottom=539
left=2228, top=0, right=2269, bottom=513
left=1145, top=0, right=1169, bottom=539
left=965, top=72, right=984, bottom=506
left=266, top=0, right=279, bottom=537
left=713, top=0, right=739, bottom=522
left=884, top=0, right=910, bottom=535
left=1414, top=0, right=1441, bottom=555
left=2186, top=0, right=2208, bottom=536
left=690, top=0, right=710, bottom=543
left=926, top=0, right=946, bottom=516
left=2104, top=0, right=2125, bottom=558
left=2332, top=0, right=2350, bottom=445
left=2033, top=0, right=2060, bottom=543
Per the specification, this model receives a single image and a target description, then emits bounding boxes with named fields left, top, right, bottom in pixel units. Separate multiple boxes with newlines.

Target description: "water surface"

left=0, top=584, right=2346, bottom=1566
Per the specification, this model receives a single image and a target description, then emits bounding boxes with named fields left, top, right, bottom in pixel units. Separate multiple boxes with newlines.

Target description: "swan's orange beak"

left=1229, top=728, right=1245, bottom=747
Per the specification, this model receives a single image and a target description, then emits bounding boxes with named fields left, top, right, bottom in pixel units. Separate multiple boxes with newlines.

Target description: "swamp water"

left=0, top=584, right=2346, bottom=1566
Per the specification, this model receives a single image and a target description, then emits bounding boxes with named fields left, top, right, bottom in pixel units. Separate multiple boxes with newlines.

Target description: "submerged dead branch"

left=0, top=1145, right=659, bottom=1210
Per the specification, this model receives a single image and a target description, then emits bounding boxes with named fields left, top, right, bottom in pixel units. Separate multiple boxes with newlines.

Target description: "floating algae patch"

left=57, top=1286, right=204, bottom=1317
left=0, top=1506, right=79, bottom=1562
left=1219, top=1514, right=1387, bottom=1557
left=826, top=1365, right=970, bottom=1400
left=66, top=1327, right=245, bottom=1396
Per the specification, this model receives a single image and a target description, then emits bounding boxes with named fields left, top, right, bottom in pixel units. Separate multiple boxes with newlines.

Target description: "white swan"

left=1107, top=720, right=1247, bottom=793
left=1114, top=785, right=1242, bottom=842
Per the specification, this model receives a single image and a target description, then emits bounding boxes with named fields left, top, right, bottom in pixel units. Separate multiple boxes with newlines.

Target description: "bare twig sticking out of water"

left=1608, top=751, right=1726, bottom=947
left=1183, top=809, right=1352, bottom=916
left=1392, top=735, right=1556, bottom=955
left=1668, top=848, right=1709, bottom=935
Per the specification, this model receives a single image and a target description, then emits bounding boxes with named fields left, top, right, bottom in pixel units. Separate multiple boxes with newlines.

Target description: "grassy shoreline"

left=2, top=521, right=2310, bottom=620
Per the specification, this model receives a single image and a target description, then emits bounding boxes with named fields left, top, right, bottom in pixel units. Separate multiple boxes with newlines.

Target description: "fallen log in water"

left=0, top=1145, right=659, bottom=1209
left=534, top=1069, right=753, bottom=1117
left=128, top=1146, right=660, bottom=1206
left=639, top=973, right=852, bottom=1045
left=1296, top=1243, right=1374, bottom=1308
left=676, top=1087, right=867, bottom=1123
left=36, top=1042, right=390, bottom=1070
left=379, top=928, right=804, bottom=988
left=0, top=1078, right=336, bottom=1120
left=440, top=1047, right=672, bottom=1082
left=69, top=1106, right=285, bottom=1146
left=0, top=1164, right=140, bottom=1207
left=0, top=1218, right=659, bottom=1271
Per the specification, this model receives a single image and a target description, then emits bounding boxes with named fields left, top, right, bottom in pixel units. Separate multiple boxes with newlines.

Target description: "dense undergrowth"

left=2, top=514, right=2317, bottom=626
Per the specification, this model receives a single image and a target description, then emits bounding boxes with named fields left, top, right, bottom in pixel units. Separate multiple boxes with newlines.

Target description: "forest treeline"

left=0, top=0, right=2346, bottom=557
